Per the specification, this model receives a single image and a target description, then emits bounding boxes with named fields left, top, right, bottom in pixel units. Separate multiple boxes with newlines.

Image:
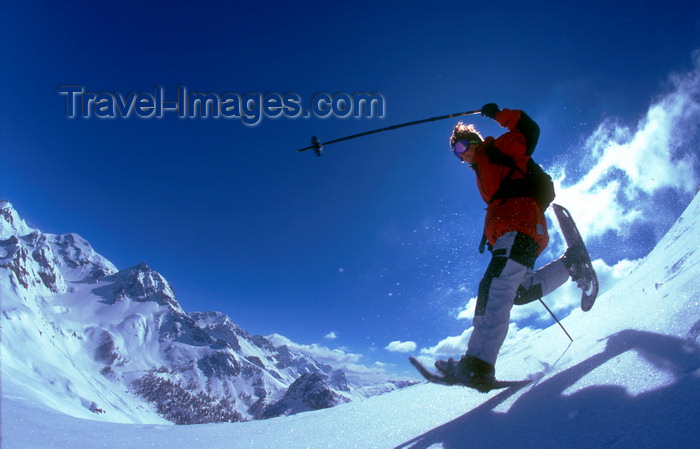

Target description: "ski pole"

left=538, top=298, right=573, bottom=342
left=297, top=109, right=481, bottom=156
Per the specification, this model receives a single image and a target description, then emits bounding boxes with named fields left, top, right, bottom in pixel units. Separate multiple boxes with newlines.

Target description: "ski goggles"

left=452, top=139, right=480, bottom=158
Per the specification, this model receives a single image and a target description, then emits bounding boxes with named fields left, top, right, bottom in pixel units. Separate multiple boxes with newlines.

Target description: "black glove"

left=480, top=103, right=500, bottom=119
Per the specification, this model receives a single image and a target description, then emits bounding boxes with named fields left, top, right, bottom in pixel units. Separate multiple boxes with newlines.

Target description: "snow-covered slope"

left=0, top=201, right=411, bottom=426
left=2, top=192, right=699, bottom=448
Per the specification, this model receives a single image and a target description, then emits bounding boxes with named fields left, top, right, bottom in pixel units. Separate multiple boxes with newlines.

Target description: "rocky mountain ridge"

left=0, top=200, right=413, bottom=424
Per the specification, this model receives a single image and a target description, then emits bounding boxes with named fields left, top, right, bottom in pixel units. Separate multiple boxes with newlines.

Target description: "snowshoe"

left=409, top=357, right=529, bottom=393
left=552, top=204, right=599, bottom=311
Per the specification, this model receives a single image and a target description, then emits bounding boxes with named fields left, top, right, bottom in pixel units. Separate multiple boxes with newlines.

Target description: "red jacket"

left=471, top=109, right=549, bottom=254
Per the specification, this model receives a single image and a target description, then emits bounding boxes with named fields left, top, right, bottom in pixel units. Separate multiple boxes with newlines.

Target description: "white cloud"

left=419, top=329, right=472, bottom=358
left=417, top=322, right=539, bottom=366
left=265, top=333, right=404, bottom=384
left=324, top=331, right=339, bottom=340
left=550, top=52, right=700, bottom=243
left=501, top=322, right=539, bottom=351
left=384, top=340, right=417, bottom=353
left=266, top=333, right=362, bottom=364
left=456, top=296, right=477, bottom=321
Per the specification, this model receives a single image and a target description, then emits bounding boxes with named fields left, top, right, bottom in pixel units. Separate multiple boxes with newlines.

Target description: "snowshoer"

left=436, top=103, right=588, bottom=385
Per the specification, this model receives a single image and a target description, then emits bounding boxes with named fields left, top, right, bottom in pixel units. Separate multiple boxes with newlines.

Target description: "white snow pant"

left=466, top=231, right=570, bottom=366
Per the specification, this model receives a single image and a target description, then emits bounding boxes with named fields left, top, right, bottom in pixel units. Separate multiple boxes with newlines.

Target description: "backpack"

left=485, top=144, right=555, bottom=212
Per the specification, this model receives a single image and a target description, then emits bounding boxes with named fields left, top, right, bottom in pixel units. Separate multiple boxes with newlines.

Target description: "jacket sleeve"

left=494, top=109, right=540, bottom=156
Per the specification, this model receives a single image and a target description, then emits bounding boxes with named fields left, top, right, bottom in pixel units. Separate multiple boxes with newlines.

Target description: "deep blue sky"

left=3, top=0, right=700, bottom=376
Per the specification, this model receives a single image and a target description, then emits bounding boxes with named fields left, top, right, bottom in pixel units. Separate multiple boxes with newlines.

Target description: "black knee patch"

left=514, top=283, right=543, bottom=305
left=476, top=256, right=508, bottom=316
left=475, top=233, right=540, bottom=316
left=510, top=233, right=539, bottom=269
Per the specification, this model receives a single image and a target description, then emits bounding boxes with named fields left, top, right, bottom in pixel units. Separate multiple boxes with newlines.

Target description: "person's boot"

left=563, top=244, right=591, bottom=291
left=435, top=355, right=495, bottom=385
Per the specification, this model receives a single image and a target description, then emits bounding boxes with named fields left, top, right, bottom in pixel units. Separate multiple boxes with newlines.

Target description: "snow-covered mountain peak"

left=0, top=202, right=118, bottom=297
left=48, top=232, right=118, bottom=282
left=0, top=200, right=35, bottom=239
left=1, top=223, right=66, bottom=295
left=0, top=202, right=412, bottom=426
left=103, top=261, right=182, bottom=313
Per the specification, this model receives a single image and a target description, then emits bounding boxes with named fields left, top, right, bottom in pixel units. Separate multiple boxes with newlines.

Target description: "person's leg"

left=466, top=232, right=538, bottom=366
left=514, top=258, right=570, bottom=305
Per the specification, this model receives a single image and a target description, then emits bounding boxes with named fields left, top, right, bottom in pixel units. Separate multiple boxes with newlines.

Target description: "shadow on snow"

left=397, top=328, right=700, bottom=449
